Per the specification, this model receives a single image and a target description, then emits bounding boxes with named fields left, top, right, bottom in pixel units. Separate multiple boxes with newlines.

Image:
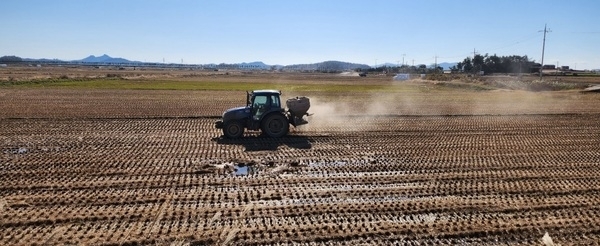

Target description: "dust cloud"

left=298, top=93, right=410, bottom=132
left=292, top=79, right=581, bottom=133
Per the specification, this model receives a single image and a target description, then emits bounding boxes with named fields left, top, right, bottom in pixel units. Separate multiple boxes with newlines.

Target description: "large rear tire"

left=261, top=113, right=289, bottom=138
left=223, top=121, right=244, bottom=139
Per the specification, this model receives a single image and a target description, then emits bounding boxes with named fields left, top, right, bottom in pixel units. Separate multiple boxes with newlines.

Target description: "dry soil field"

left=1, top=67, right=600, bottom=245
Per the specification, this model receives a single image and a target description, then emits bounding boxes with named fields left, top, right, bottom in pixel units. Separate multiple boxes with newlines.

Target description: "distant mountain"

left=4, top=54, right=381, bottom=71
left=435, top=62, right=457, bottom=70
left=78, top=54, right=138, bottom=63
left=373, top=62, right=458, bottom=70
left=375, top=62, right=398, bottom=68
left=283, top=61, right=370, bottom=71
left=238, top=61, right=270, bottom=69
left=21, top=57, right=62, bottom=62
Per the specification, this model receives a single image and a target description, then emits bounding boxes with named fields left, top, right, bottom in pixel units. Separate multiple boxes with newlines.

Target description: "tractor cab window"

left=252, top=95, right=269, bottom=119
left=271, top=95, right=281, bottom=109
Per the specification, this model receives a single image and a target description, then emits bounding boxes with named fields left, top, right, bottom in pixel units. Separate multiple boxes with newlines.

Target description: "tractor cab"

left=247, top=90, right=283, bottom=121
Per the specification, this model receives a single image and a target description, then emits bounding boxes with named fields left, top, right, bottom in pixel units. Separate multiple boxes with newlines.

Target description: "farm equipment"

left=215, top=90, right=311, bottom=138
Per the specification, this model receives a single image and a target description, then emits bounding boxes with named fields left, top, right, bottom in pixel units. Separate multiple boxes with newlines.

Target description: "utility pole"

left=402, top=54, right=406, bottom=66
left=556, top=61, right=559, bottom=79
left=539, top=24, right=551, bottom=81
left=473, top=48, right=479, bottom=74
left=434, top=56, right=438, bottom=74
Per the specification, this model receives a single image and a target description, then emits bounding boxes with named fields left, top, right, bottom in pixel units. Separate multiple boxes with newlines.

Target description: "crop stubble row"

left=1, top=112, right=599, bottom=245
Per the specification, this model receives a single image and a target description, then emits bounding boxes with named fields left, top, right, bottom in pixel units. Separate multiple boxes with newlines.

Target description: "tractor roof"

left=251, top=89, right=281, bottom=95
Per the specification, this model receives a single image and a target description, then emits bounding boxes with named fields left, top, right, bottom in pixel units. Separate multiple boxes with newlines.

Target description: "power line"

left=481, top=32, right=541, bottom=53
left=569, top=31, right=600, bottom=34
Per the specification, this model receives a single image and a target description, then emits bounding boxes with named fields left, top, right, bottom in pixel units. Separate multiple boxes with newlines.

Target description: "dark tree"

left=473, top=54, right=485, bottom=73
left=458, top=57, right=473, bottom=73
left=0, top=55, right=23, bottom=62
left=456, top=54, right=535, bottom=74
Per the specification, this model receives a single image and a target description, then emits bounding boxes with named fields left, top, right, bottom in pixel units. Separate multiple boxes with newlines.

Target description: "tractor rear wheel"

left=223, top=121, right=244, bottom=139
left=261, top=113, right=289, bottom=138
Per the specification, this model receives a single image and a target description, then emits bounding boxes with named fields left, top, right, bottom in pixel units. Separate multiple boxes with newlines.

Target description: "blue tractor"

left=215, top=90, right=311, bottom=138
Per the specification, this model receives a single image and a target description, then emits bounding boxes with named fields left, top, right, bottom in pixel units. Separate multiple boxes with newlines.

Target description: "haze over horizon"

left=2, top=0, right=599, bottom=69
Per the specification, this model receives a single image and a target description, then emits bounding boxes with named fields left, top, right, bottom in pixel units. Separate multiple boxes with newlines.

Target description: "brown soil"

left=1, top=70, right=600, bottom=245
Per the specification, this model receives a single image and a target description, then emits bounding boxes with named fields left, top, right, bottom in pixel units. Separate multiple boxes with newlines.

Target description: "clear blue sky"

left=2, top=0, right=599, bottom=69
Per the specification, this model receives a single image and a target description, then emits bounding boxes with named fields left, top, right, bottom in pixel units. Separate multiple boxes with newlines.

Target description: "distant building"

left=543, top=64, right=556, bottom=69
left=393, top=73, right=410, bottom=81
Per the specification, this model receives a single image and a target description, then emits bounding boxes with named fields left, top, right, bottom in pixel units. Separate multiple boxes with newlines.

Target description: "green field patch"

left=2, top=78, right=431, bottom=93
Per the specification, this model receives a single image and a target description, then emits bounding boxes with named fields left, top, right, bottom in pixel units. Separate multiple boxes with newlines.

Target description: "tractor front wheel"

left=261, top=113, right=289, bottom=138
left=223, top=121, right=244, bottom=139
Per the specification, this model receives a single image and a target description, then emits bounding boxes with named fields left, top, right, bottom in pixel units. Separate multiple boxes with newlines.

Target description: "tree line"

left=360, top=54, right=538, bottom=75
left=452, top=54, right=537, bottom=74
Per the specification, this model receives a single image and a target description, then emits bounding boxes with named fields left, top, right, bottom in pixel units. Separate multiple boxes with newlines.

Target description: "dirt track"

left=1, top=86, right=600, bottom=245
